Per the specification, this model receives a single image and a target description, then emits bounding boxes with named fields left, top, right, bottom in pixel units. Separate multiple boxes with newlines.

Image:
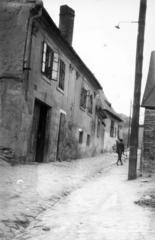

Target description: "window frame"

left=41, top=41, right=59, bottom=81
left=58, top=59, right=66, bottom=91
left=87, top=94, right=93, bottom=114
left=80, top=86, right=87, bottom=110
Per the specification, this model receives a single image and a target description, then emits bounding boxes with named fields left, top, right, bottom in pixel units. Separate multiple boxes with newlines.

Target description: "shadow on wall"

left=57, top=121, right=80, bottom=162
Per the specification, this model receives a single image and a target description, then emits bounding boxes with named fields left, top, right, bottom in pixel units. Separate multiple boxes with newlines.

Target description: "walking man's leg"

left=117, top=152, right=121, bottom=165
left=120, top=153, right=123, bottom=165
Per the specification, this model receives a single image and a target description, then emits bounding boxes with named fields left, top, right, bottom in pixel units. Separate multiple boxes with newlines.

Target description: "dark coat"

left=116, top=140, right=124, bottom=154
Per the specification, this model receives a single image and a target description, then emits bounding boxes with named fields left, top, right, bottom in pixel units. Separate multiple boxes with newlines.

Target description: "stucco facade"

left=95, top=91, right=123, bottom=152
left=0, top=1, right=122, bottom=163
left=103, top=115, right=122, bottom=152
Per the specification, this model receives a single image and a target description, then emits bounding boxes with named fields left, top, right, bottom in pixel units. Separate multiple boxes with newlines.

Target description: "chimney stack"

left=59, top=5, right=75, bottom=45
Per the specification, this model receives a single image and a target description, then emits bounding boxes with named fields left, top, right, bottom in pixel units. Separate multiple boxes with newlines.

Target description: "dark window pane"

left=80, top=87, right=87, bottom=109
left=88, top=94, right=93, bottom=114
left=41, top=42, right=54, bottom=80
left=58, top=60, right=65, bottom=90
left=86, top=134, right=90, bottom=146
left=97, top=119, right=100, bottom=138
left=79, top=131, right=83, bottom=144
left=110, top=120, right=114, bottom=137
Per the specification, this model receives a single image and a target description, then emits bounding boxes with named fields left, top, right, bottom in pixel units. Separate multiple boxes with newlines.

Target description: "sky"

left=43, top=0, right=155, bottom=120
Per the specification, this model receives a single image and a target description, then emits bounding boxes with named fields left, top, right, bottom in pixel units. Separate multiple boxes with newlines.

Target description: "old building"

left=141, top=51, right=155, bottom=173
left=0, top=0, right=122, bottom=163
left=96, top=90, right=123, bottom=152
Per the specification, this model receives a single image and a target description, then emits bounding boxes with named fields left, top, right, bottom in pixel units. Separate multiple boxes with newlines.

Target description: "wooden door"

left=56, top=112, right=66, bottom=161
left=31, top=100, right=40, bottom=162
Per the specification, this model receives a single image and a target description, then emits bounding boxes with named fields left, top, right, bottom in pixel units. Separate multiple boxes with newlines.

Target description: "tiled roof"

left=96, top=90, right=123, bottom=122
left=142, top=51, right=155, bottom=109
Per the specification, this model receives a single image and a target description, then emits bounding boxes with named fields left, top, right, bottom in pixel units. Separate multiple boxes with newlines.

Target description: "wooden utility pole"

left=127, top=100, right=132, bottom=149
left=128, top=0, right=147, bottom=180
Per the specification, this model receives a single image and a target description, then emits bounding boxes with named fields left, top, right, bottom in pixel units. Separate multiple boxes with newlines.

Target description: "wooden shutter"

left=41, top=42, right=47, bottom=73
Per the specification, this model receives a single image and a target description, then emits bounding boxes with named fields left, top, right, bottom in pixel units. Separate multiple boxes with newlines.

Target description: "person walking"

left=116, top=138, right=124, bottom=165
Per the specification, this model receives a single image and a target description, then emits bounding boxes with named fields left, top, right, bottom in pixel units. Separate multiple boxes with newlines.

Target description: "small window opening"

left=79, top=130, right=83, bottom=144
left=86, top=134, right=91, bottom=146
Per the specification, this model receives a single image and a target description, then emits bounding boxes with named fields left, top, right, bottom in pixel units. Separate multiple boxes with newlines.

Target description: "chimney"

left=59, top=5, right=75, bottom=45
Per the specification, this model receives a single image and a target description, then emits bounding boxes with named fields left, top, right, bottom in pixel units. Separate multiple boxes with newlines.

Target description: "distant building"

left=0, top=0, right=122, bottom=163
left=96, top=91, right=123, bottom=152
left=141, top=51, right=155, bottom=173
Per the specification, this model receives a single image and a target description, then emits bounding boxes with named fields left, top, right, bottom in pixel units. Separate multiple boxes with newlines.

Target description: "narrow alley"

left=13, top=160, right=155, bottom=240
left=1, top=1, right=155, bottom=240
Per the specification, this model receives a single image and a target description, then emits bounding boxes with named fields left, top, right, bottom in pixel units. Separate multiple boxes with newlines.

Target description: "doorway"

left=31, top=99, right=50, bottom=162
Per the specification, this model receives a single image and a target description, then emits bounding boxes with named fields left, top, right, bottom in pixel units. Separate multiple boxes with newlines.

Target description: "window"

left=52, top=52, right=59, bottom=80
left=80, top=87, right=87, bottom=109
left=79, top=130, right=83, bottom=144
left=41, top=42, right=59, bottom=81
left=114, top=127, right=117, bottom=137
left=86, top=134, right=90, bottom=146
left=97, top=119, right=101, bottom=138
left=88, top=94, right=93, bottom=114
left=110, top=120, right=114, bottom=137
left=76, top=71, right=80, bottom=80
left=58, top=60, right=66, bottom=91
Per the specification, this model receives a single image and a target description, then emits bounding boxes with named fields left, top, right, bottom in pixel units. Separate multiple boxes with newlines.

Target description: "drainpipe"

left=23, top=1, right=43, bottom=102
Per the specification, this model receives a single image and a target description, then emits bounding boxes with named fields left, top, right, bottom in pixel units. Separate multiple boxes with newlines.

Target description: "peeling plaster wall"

left=0, top=2, right=32, bottom=160
left=0, top=3, right=26, bottom=75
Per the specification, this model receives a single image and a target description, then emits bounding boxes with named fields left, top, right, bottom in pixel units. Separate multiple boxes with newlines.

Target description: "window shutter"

left=41, top=42, right=47, bottom=73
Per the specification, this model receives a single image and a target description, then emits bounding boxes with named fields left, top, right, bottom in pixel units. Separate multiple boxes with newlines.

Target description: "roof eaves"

left=141, top=104, right=155, bottom=110
left=96, top=107, right=107, bottom=119
left=141, top=85, right=155, bottom=109
left=141, top=51, right=155, bottom=109
left=104, top=109, right=123, bottom=122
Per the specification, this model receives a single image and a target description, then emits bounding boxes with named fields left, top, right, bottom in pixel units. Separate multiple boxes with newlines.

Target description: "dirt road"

left=14, top=163, right=155, bottom=240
